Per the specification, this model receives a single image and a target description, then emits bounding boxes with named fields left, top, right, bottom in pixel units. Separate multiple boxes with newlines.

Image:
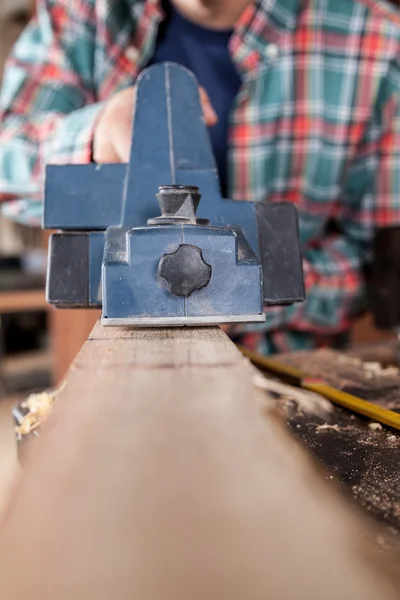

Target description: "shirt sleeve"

left=0, top=0, right=103, bottom=224
left=250, top=47, right=400, bottom=338
left=261, top=231, right=367, bottom=336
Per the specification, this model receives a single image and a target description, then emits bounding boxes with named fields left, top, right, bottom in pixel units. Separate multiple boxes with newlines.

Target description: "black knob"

left=158, top=244, right=212, bottom=297
left=157, top=185, right=200, bottom=219
left=147, top=184, right=209, bottom=226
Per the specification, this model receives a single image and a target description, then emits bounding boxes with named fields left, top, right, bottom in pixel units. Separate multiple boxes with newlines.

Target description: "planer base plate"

left=101, top=314, right=266, bottom=327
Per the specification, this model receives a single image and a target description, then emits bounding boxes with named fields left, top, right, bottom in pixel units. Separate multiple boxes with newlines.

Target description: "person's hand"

left=93, top=86, right=217, bottom=163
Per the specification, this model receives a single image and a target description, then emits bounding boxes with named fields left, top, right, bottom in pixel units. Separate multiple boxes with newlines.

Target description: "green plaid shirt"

left=1, top=0, right=400, bottom=352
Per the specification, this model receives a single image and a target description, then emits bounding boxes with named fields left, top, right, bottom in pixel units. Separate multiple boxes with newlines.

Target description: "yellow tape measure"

left=239, top=346, right=400, bottom=431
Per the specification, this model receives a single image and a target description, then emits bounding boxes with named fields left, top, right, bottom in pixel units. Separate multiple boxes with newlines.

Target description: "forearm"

left=0, top=0, right=98, bottom=222
left=0, top=103, right=103, bottom=199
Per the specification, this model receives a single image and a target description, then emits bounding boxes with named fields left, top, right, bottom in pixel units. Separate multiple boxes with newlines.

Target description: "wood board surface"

left=0, top=323, right=398, bottom=599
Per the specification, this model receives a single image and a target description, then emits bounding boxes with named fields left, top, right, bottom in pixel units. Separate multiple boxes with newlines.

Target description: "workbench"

left=274, top=343, right=400, bottom=559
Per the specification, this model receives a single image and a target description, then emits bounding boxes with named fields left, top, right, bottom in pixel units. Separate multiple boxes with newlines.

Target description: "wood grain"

left=0, top=323, right=398, bottom=599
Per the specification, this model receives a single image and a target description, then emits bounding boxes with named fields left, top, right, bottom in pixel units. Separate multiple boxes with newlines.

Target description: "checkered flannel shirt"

left=1, top=0, right=400, bottom=353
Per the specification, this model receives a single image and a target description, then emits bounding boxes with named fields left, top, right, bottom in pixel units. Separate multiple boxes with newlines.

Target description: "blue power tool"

left=44, top=63, right=305, bottom=326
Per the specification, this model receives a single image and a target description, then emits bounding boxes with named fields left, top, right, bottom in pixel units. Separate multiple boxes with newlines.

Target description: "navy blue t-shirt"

left=148, top=2, right=242, bottom=196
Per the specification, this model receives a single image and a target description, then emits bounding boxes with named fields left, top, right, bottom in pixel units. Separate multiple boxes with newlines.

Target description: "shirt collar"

left=230, top=0, right=304, bottom=75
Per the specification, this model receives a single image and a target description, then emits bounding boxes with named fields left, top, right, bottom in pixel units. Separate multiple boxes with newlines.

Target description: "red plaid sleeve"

left=0, top=0, right=103, bottom=222
left=262, top=53, right=400, bottom=339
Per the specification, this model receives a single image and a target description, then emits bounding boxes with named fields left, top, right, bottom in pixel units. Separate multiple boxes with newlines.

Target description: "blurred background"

left=0, top=0, right=100, bottom=403
left=0, top=0, right=51, bottom=399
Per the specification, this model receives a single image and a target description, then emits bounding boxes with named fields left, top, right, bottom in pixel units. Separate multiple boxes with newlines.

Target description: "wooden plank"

left=0, top=323, right=398, bottom=599
left=0, top=395, right=20, bottom=514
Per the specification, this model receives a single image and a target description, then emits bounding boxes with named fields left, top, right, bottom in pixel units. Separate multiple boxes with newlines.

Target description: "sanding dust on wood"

left=273, top=348, right=400, bottom=536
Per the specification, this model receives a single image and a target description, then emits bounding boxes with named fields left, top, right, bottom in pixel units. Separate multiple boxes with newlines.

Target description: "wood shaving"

left=315, top=423, right=340, bottom=433
left=368, top=422, right=383, bottom=431
left=337, top=355, right=362, bottom=367
left=362, top=362, right=399, bottom=378
left=253, top=374, right=332, bottom=418
left=336, top=354, right=399, bottom=378
left=15, top=382, right=65, bottom=439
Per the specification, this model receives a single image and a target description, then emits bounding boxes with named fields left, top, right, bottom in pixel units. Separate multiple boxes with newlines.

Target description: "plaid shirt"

left=1, top=0, right=400, bottom=353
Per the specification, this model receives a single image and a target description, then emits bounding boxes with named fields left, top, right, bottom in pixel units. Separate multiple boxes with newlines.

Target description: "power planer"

left=44, top=62, right=305, bottom=326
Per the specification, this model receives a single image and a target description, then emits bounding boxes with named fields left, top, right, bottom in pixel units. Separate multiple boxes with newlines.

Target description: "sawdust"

left=285, top=350, right=400, bottom=393
left=346, top=435, right=400, bottom=526
left=386, top=435, right=399, bottom=446
left=362, top=363, right=400, bottom=378
left=15, top=383, right=65, bottom=439
left=277, top=347, right=400, bottom=533
left=353, top=477, right=400, bottom=522
left=285, top=398, right=400, bottom=529
left=336, top=355, right=400, bottom=378
left=355, top=431, right=400, bottom=448
left=337, top=355, right=362, bottom=367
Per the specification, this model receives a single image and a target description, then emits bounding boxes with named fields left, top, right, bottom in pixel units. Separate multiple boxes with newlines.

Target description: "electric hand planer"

left=44, top=62, right=305, bottom=326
